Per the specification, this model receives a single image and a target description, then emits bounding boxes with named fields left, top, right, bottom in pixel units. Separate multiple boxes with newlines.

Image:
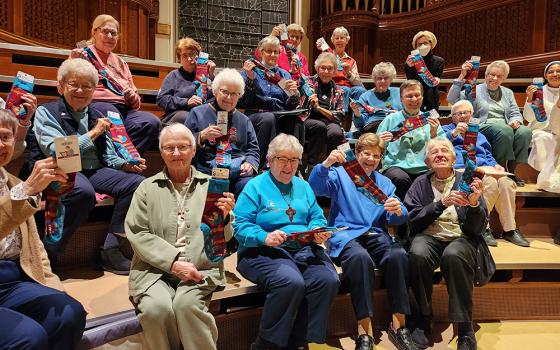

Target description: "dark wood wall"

left=0, top=0, right=159, bottom=59
left=309, top=0, right=560, bottom=78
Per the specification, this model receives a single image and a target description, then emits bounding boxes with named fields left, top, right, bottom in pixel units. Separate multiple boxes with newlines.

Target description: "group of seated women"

left=2, top=11, right=560, bottom=350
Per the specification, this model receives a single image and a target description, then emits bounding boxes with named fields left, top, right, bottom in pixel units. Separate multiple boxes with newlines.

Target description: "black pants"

left=304, top=118, right=344, bottom=166
left=408, top=234, right=477, bottom=322
left=383, top=167, right=424, bottom=202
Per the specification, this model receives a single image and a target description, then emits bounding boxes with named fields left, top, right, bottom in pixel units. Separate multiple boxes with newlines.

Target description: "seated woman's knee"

left=139, top=297, right=175, bottom=323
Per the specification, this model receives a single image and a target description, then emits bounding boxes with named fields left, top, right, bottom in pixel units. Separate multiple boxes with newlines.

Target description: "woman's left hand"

left=384, top=197, right=403, bottom=216
left=313, top=229, right=332, bottom=244
left=427, top=116, right=440, bottom=137
left=239, top=162, right=254, bottom=176
left=284, top=80, right=298, bottom=95
left=21, top=93, right=37, bottom=120
left=467, top=177, right=483, bottom=206
left=123, top=87, right=140, bottom=109
left=508, top=120, right=521, bottom=129
left=123, top=158, right=147, bottom=173
left=217, top=192, right=235, bottom=217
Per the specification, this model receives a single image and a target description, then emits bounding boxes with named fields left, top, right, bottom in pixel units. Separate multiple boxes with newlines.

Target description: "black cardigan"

left=404, top=170, right=487, bottom=238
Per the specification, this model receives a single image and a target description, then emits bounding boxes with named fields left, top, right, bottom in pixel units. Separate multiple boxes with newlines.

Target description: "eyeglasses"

left=97, top=27, right=119, bottom=38
left=219, top=89, right=241, bottom=98
left=162, top=144, right=192, bottom=153
left=0, top=132, right=15, bottom=145
left=65, top=81, right=95, bottom=93
left=262, top=49, right=280, bottom=56
left=274, top=156, right=301, bottom=166
left=318, top=65, right=335, bottom=72
left=359, top=151, right=383, bottom=160
left=452, top=110, right=472, bottom=117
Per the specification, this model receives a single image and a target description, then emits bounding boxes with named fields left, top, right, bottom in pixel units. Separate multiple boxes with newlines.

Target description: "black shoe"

left=502, top=228, right=530, bottom=247
left=411, top=316, right=431, bottom=349
left=100, top=247, right=131, bottom=275
left=554, top=231, right=560, bottom=245
left=354, top=334, right=374, bottom=350
left=388, top=326, right=419, bottom=350
left=508, top=174, right=525, bottom=187
left=457, top=335, right=477, bottom=350
left=482, top=228, right=498, bottom=247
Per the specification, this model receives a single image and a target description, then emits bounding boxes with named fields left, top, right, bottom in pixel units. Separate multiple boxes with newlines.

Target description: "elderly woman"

left=157, top=37, right=216, bottom=125
left=524, top=61, right=560, bottom=194
left=0, top=110, right=86, bottom=349
left=233, top=134, right=339, bottom=350
left=448, top=60, right=531, bottom=186
left=351, top=62, right=403, bottom=136
left=405, top=138, right=486, bottom=350
left=32, top=58, right=145, bottom=274
left=186, top=68, right=259, bottom=196
left=239, top=36, right=300, bottom=168
left=317, top=26, right=366, bottom=111
left=304, top=52, right=345, bottom=171
left=309, top=133, right=417, bottom=350
left=126, top=123, right=235, bottom=350
left=405, top=31, right=444, bottom=112
left=443, top=100, right=529, bottom=247
left=125, top=123, right=235, bottom=350
left=70, top=14, right=160, bottom=154
left=256, top=23, right=310, bottom=80
left=376, top=80, right=444, bottom=200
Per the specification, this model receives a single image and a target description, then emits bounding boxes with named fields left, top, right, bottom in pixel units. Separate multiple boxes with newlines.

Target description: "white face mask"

left=418, top=44, right=431, bottom=56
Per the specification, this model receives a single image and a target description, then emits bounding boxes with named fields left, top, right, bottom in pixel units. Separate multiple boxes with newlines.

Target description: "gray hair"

left=266, top=133, right=303, bottom=160
left=424, top=137, right=455, bottom=162
left=450, top=99, right=474, bottom=116
left=331, top=26, right=350, bottom=41
left=0, top=109, right=17, bottom=134
left=159, top=123, right=196, bottom=151
left=57, top=58, right=99, bottom=85
left=314, top=52, right=337, bottom=71
left=258, top=35, right=281, bottom=52
left=371, top=62, right=397, bottom=80
left=485, top=60, right=510, bottom=79
left=212, top=68, right=245, bottom=97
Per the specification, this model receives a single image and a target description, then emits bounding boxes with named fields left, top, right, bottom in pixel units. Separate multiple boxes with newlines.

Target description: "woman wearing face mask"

left=70, top=14, right=160, bottom=154
left=156, top=37, right=216, bottom=125
left=523, top=61, right=560, bottom=197
left=405, top=31, right=445, bottom=112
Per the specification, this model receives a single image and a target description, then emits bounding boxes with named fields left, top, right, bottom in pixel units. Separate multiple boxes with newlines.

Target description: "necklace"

left=171, top=177, right=192, bottom=222
left=278, top=184, right=296, bottom=221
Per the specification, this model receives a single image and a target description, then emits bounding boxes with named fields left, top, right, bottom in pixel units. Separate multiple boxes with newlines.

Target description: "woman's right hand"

left=265, top=230, right=287, bottom=247
left=322, top=149, right=346, bottom=168
left=349, top=101, right=361, bottom=116
left=406, top=55, right=414, bottom=67
left=70, top=48, right=87, bottom=59
left=243, top=60, right=256, bottom=80
left=171, top=260, right=203, bottom=282
left=88, top=117, right=111, bottom=141
left=526, top=85, right=538, bottom=101
left=378, top=131, right=393, bottom=142
left=187, top=95, right=203, bottom=108
left=22, top=157, right=68, bottom=196
left=441, top=190, right=470, bottom=207
left=459, top=61, right=473, bottom=80
left=199, top=125, right=223, bottom=143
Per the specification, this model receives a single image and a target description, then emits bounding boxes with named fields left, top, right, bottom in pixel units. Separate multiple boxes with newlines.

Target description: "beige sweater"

left=0, top=171, right=63, bottom=290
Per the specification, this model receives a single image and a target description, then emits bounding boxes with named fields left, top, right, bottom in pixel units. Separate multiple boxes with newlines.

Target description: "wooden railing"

left=319, top=0, right=454, bottom=15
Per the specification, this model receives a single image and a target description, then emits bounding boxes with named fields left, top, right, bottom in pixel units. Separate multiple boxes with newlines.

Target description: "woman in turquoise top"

left=350, top=62, right=402, bottom=136
left=376, top=80, right=444, bottom=200
left=233, top=133, right=339, bottom=350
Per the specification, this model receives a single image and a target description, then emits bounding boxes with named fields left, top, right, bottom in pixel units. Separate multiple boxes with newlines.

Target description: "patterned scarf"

left=194, top=52, right=209, bottom=102
left=390, top=110, right=436, bottom=141
left=6, top=71, right=34, bottom=119
left=83, top=47, right=125, bottom=96
left=530, top=78, right=547, bottom=122
left=351, top=98, right=396, bottom=115
left=462, top=120, right=480, bottom=162
left=458, top=152, right=485, bottom=195
left=44, top=172, right=76, bottom=244
left=341, top=148, right=388, bottom=205
left=410, top=50, right=438, bottom=87
left=464, top=56, right=480, bottom=102
left=107, top=111, right=141, bottom=165
left=251, top=58, right=283, bottom=84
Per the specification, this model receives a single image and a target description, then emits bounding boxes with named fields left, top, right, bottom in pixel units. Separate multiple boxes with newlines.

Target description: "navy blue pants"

left=45, top=167, right=144, bottom=255
left=237, top=245, right=340, bottom=347
left=0, top=260, right=86, bottom=349
left=231, top=175, right=252, bottom=198
left=382, top=167, right=425, bottom=202
left=333, top=233, right=410, bottom=321
left=90, top=102, right=161, bottom=154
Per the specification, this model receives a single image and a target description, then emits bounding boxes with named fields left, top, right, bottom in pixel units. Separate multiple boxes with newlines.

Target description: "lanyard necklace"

left=172, top=176, right=192, bottom=222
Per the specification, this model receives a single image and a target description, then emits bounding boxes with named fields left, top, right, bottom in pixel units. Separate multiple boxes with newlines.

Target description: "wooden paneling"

left=547, top=0, right=560, bottom=51
left=0, top=0, right=158, bottom=59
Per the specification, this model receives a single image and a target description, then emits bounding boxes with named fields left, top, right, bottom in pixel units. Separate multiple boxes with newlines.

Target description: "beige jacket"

left=0, top=171, right=63, bottom=290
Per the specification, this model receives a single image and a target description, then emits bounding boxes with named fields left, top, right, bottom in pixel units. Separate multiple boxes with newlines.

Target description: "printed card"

left=76, top=40, right=88, bottom=49
left=212, top=167, right=229, bottom=179
left=54, top=135, right=82, bottom=173
left=217, top=111, right=228, bottom=135
left=471, top=56, right=481, bottom=63
left=533, top=77, right=545, bottom=84
left=317, top=37, right=330, bottom=51
left=337, top=142, right=351, bottom=152
left=278, top=78, right=295, bottom=96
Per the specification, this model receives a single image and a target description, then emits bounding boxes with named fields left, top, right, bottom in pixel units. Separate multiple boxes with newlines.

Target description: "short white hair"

left=159, top=123, right=196, bottom=151
left=485, top=60, right=510, bottom=79
left=331, top=26, right=350, bottom=41
left=266, top=133, right=303, bottom=160
left=425, top=137, right=455, bottom=162
left=371, top=62, right=397, bottom=80
left=314, top=52, right=337, bottom=71
left=258, top=35, right=280, bottom=52
left=450, top=100, right=474, bottom=116
left=57, top=58, right=99, bottom=85
left=212, top=68, right=245, bottom=97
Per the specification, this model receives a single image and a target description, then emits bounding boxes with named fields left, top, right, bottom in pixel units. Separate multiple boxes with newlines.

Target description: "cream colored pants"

left=482, top=175, right=517, bottom=232
left=136, top=278, right=218, bottom=350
